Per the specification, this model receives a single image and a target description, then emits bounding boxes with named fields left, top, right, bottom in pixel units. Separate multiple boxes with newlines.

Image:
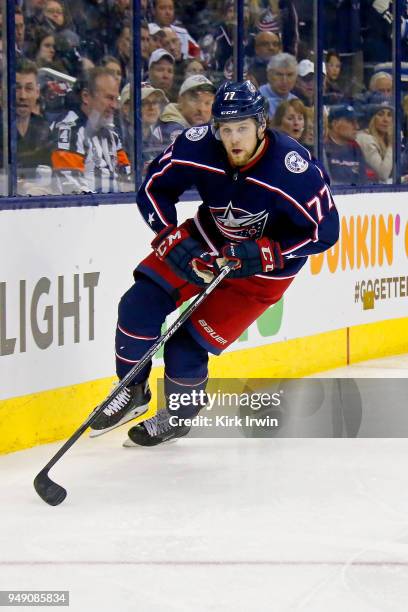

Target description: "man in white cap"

left=148, top=48, right=176, bottom=101
left=293, top=59, right=325, bottom=108
left=157, top=74, right=216, bottom=145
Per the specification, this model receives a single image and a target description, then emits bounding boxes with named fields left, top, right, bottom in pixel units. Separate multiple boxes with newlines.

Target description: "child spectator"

left=324, top=50, right=345, bottom=105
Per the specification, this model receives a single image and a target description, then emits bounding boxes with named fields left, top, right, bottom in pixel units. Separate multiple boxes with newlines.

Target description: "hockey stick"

left=33, top=262, right=235, bottom=506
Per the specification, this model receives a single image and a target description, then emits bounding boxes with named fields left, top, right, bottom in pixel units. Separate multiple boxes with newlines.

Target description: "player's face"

left=373, top=108, right=392, bottom=135
left=149, top=59, right=174, bottom=91
left=179, top=90, right=214, bottom=126
left=219, top=118, right=263, bottom=167
left=89, top=75, right=119, bottom=123
left=16, top=72, right=39, bottom=119
left=279, top=108, right=304, bottom=140
left=154, top=0, right=174, bottom=26
left=268, top=66, right=297, bottom=97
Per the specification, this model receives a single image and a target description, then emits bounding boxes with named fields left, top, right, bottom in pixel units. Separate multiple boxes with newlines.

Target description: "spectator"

left=51, top=67, right=131, bottom=193
left=356, top=94, right=393, bottom=183
left=15, top=8, right=27, bottom=58
left=148, top=23, right=167, bottom=53
left=141, top=21, right=150, bottom=78
left=325, top=104, right=367, bottom=185
left=324, top=50, right=345, bottom=105
left=100, top=55, right=123, bottom=86
left=149, top=0, right=200, bottom=59
left=162, top=26, right=182, bottom=62
left=162, top=26, right=185, bottom=95
left=104, top=0, right=131, bottom=54
left=140, top=82, right=169, bottom=168
left=259, top=52, right=298, bottom=120
left=41, top=0, right=80, bottom=48
left=369, top=71, right=392, bottom=97
left=293, top=59, right=317, bottom=108
left=119, top=82, right=131, bottom=155
left=248, top=31, right=281, bottom=86
left=115, top=23, right=131, bottom=84
left=16, top=60, right=52, bottom=189
left=148, top=48, right=175, bottom=101
left=157, top=74, right=216, bottom=144
left=184, top=59, right=206, bottom=79
left=28, top=27, right=67, bottom=73
left=255, top=0, right=298, bottom=57
left=273, top=98, right=307, bottom=142
left=211, top=0, right=237, bottom=73
left=301, top=106, right=315, bottom=154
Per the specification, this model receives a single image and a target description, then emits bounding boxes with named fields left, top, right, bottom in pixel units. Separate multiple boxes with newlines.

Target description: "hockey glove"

left=152, top=224, right=215, bottom=286
left=217, top=238, right=284, bottom=278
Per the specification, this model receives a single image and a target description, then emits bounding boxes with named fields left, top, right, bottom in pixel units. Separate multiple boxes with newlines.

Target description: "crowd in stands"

left=1, top=0, right=408, bottom=195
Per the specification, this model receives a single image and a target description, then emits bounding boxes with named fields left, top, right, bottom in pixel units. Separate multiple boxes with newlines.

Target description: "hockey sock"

left=116, top=277, right=176, bottom=382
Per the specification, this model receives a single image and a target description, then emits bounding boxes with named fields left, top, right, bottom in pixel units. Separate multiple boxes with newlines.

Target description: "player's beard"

left=227, top=137, right=264, bottom=167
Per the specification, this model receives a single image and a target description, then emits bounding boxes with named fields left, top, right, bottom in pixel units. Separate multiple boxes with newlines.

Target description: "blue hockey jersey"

left=136, top=125, right=339, bottom=278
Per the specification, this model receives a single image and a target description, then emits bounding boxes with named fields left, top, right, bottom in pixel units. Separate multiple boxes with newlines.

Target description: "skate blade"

left=122, top=436, right=179, bottom=448
left=89, top=405, right=149, bottom=438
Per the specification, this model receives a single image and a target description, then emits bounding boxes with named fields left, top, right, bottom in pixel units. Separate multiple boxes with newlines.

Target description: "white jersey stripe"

left=145, top=162, right=173, bottom=226
left=172, top=159, right=226, bottom=174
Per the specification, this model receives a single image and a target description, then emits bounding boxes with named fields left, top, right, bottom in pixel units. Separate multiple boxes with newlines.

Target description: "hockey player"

left=90, top=80, right=339, bottom=446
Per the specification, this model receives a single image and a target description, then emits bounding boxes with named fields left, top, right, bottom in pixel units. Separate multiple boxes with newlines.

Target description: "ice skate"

left=122, top=408, right=190, bottom=447
left=89, top=381, right=151, bottom=437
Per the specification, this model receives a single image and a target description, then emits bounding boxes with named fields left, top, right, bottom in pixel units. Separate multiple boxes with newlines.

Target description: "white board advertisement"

left=1, top=192, right=407, bottom=400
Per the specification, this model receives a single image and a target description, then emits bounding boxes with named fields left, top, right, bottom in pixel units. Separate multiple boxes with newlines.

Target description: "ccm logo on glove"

left=219, top=237, right=284, bottom=278
left=152, top=226, right=188, bottom=260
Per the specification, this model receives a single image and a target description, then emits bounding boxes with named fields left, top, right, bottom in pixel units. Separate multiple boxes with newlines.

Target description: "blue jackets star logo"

left=210, top=202, right=268, bottom=241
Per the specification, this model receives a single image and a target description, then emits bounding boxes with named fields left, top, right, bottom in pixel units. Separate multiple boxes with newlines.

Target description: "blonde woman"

left=273, top=98, right=307, bottom=141
left=356, top=96, right=393, bottom=183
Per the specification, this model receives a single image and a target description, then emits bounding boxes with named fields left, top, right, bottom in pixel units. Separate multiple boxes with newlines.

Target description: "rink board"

left=1, top=192, right=408, bottom=452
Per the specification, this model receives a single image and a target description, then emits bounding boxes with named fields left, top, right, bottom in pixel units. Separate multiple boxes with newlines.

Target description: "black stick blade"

left=34, top=470, right=67, bottom=506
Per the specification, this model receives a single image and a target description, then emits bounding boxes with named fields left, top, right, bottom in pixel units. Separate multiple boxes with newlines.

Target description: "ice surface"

left=1, top=355, right=408, bottom=611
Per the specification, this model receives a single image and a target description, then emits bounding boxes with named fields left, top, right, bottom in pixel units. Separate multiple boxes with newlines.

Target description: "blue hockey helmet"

left=212, top=80, right=267, bottom=126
